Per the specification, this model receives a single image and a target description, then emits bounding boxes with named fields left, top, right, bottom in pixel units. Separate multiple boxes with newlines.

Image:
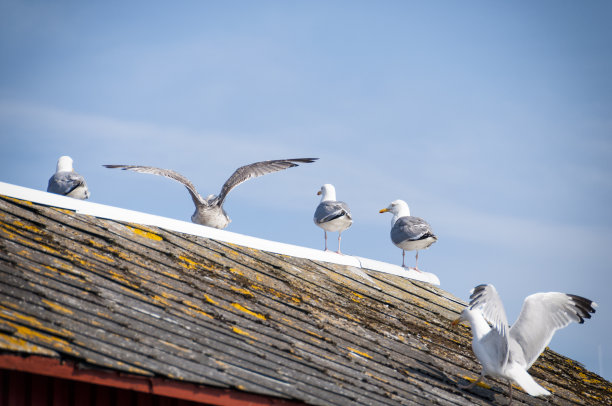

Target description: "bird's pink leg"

left=507, top=382, right=513, bottom=405
left=412, top=251, right=422, bottom=272
left=336, top=232, right=342, bottom=254
left=402, top=250, right=405, bottom=267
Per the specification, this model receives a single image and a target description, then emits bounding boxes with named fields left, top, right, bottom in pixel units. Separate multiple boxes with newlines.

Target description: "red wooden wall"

left=0, top=369, right=206, bottom=406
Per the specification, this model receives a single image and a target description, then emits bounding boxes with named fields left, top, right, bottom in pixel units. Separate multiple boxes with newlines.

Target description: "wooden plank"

left=52, top=377, right=70, bottom=406
left=7, top=370, right=26, bottom=406
left=30, top=373, right=51, bottom=406
left=73, top=380, right=93, bottom=406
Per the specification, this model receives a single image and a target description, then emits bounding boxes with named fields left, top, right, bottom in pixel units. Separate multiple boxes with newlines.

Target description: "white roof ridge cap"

left=0, top=181, right=440, bottom=286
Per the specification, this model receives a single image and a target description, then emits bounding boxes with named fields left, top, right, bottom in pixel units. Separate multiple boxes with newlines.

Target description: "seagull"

left=313, top=184, right=352, bottom=254
left=47, top=156, right=90, bottom=200
left=379, top=199, right=436, bottom=270
left=104, top=158, right=318, bottom=229
left=453, top=284, right=597, bottom=403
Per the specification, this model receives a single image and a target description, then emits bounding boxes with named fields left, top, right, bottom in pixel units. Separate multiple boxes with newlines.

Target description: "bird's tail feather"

left=508, top=365, right=550, bottom=397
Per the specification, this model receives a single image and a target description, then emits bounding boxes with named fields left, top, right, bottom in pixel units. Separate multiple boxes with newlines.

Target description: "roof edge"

left=0, top=354, right=304, bottom=406
left=0, top=181, right=439, bottom=285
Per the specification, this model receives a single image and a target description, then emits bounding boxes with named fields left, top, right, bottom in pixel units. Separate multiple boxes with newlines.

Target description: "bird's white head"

left=452, top=308, right=471, bottom=327
left=452, top=307, right=491, bottom=342
left=379, top=200, right=411, bottom=224
left=56, top=156, right=74, bottom=173
left=317, top=184, right=336, bottom=202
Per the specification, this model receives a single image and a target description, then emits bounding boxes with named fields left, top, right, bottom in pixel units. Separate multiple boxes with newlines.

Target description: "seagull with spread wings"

left=105, top=158, right=317, bottom=229
left=453, top=284, right=597, bottom=403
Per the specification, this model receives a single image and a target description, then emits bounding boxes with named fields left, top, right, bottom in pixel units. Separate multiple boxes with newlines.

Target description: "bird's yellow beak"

left=317, top=190, right=322, bottom=196
left=379, top=208, right=389, bottom=213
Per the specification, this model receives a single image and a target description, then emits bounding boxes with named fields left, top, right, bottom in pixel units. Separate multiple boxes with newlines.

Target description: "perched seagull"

left=379, top=200, right=436, bottom=270
left=313, top=184, right=352, bottom=254
left=47, top=156, right=90, bottom=200
left=104, top=158, right=318, bottom=229
left=453, top=284, right=596, bottom=403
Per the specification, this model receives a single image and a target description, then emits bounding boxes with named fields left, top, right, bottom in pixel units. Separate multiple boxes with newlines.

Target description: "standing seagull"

left=379, top=200, right=436, bottom=270
left=453, top=284, right=596, bottom=403
left=313, top=184, right=352, bottom=254
left=47, top=156, right=90, bottom=200
left=104, top=158, right=318, bottom=229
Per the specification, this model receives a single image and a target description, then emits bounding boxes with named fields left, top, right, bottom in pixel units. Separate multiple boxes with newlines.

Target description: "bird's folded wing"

left=315, top=201, right=351, bottom=224
left=48, top=173, right=86, bottom=196
left=391, top=216, right=433, bottom=244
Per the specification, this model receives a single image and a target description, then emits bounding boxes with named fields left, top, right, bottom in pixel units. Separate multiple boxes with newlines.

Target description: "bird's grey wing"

left=314, top=201, right=352, bottom=224
left=215, top=158, right=318, bottom=206
left=469, top=284, right=510, bottom=339
left=104, top=165, right=205, bottom=206
left=47, top=172, right=87, bottom=196
left=469, top=284, right=510, bottom=369
left=391, top=216, right=435, bottom=245
left=509, top=292, right=596, bottom=369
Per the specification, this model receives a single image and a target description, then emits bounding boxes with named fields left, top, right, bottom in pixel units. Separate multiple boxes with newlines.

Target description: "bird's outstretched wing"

left=104, top=165, right=206, bottom=206
left=509, top=292, right=596, bottom=369
left=215, top=158, right=318, bottom=206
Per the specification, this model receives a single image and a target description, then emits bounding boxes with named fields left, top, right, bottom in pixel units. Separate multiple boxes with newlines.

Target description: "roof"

left=0, top=185, right=610, bottom=405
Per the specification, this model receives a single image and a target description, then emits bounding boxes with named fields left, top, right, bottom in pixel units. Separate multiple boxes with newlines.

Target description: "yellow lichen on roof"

left=203, top=294, right=219, bottom=305
left=159, top=339, right=191, bottom=353
left=231, top=303, right=266, bottom=320
left=232, top=326, right=256, bottom=339
left=2, top=196, right=33, bottom=206
left=108, top=269, right=140, bottom=289
left=91, top=251, right=115, bottom=263
left=182, top=305, right=215, bottom=320
left=231, top=286, right=254, bottom=297
left=0, top=332, right=58, bottom=356
left=0, top=306, right=45, bottom=329
left=229, top=267, right=244, bottom=276
left=62, top=251, right=96, bottom=269
left=126, top=225, right=163, bottom=241
left=347, top=347, right=373, bottom=359
left=11, top=219, right=44, bottom=234
left=41, top=299, right=74, bottom=315
left=178, top=255, right=199, bottom=270
left=151, top=295, right=172, bottom=307
left=0, top=320, right=78, bottom=355
left=461, top=375, right=491, bottom=389
left=579, top=372, right=603, bottom=385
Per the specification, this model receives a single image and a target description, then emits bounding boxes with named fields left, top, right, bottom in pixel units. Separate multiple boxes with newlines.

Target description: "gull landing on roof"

left=104, top=158, right=318, bottom=229
left=453, top=284, right=597, bottom=403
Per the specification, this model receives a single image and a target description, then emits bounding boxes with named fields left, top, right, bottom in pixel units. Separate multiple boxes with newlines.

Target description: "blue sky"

left=1, top=1, right=611, bottom=381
